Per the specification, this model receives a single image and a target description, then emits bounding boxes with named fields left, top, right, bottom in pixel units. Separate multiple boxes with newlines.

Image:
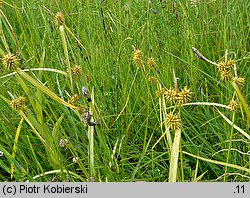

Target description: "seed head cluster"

left=131, top=48, right=159, bottom=72
left=68, top=94, right=79, bottom=105
left=216, top=60, right=236, bottom=81
left=146, top=57, right=156, bottom=70
left=148, top=76, right=158, bottom=84
left=220, top=70, right=232, bottom=81
left=177, top=86, right=192, bottom=104
left=55, top=12, right=65, bottom=26
left=228, top=100, right=238, bottom=111
left=10, top=96, right=26, bottom=109
left=215, top=59, right=246, bottom=89
left=164, top=86, right=192, bottom=104
left=9, top=96, right=28, bottom=115
left=216, top=60, right=235, bottom=72
left=232, top=76, right=245, bottom=89
left=1, top=53, right=20, bottom=71
left=70, top=65, right=82, bottom=78
left=165, top=111, right=182, bottom=130
left=132, top=49, right=143, bottom=66
left=164, top=87, right=178, bottom=102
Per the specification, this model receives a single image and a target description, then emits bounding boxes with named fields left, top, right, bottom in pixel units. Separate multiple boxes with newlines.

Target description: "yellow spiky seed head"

left=9, top=96, right=26, bottom=109
left=70, top=65, right=82, bottom=78
left=146, top=57, right=156, bottom=70
left=55, top=12, right=65, bottom=26
left=164, top=88, right=178, bottom=103
left=132, top=49, right=143, bottom=67
left=226, top=59, right=236, bottom=70
left=216, top=61, right=227, bottom=72
left=232, top=76, right=245, bottom=89
left=176, top=86, right=192, bottom=104
left=165, top=111, right=182, bottom=130
left=216, top=60, right=235, bottom=72
left=68, top=94, right=79, bottom=105
left=9, top=96, right=28, bottom=115
left=228, top=100, right=238, bottom=111
left=1, top=52, right=20, bottom=71
left=220, top=70, right=232, bottom=81
left=148, top=76, right=158, bottom=84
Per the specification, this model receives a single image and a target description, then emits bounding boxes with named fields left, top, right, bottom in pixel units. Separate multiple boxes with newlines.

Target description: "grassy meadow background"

left=0, top=0, right=249, bottom=181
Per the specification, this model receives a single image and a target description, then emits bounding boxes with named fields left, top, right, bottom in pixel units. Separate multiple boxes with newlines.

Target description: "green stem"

left=180, top=137, right=184, bottom=181
left=223, top=112, right=235, bottom=181
left=169, top=128, right=182, bottom=182
left=59, top=25, right=73, bottom=92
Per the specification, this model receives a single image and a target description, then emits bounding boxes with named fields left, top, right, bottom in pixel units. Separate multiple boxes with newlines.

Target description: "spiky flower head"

left=146, top=57, right=156, bottom=70
left=10, top=96, right=26, bottom=110
left=220, top=70, right=232, bottom=81
left=226, top=59, right=236, bottom=69
left=9, top=96, right=28, bottom=115
left=55, top=12, right=65, bottom=26
left=70, top=65, right=82, bottom=78
left=216, top=61, right=227, bottom=71
left=177, top=86, right=192, bottom=104
left=1, top=52, right=20, bottom=71
left=228, top=100, right=238, bottom=111
left=148, top=76, right=158, bottom=84
left=164, top=88, right=178, bottom=103
left=165, top=111, right=182, bottom=130
left=132, top=49, right=143, bottom=67
left=68, top=94, right=79, bottom=105
left=232, top=76, right=245, bottom=89
left=217, top=60, right=235, bottom=72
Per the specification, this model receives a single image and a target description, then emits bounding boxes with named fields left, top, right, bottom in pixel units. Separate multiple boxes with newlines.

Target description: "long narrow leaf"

left=16, top=68, right=77, bottom=109
left=11, top=118, right=24, bottom=178
left=217, top=109, right=250, bottom=140
left=183, top=151, right=250, bottom=173
left=232, top=82, right=250, bottom=128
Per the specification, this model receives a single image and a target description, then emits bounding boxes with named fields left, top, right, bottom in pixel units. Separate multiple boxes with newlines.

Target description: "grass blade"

left=183, top=151, right=250, bottom=173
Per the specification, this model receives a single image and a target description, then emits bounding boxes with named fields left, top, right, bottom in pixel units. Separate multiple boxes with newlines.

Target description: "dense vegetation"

left=0, top=0, right=249, bottom=182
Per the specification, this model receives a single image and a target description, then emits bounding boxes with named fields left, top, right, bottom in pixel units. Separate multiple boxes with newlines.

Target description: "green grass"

left=0, top=0, right=249, bottom=182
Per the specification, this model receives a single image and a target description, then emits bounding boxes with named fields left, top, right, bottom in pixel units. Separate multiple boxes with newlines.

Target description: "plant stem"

left=223, top=112, right=235, bottom=182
